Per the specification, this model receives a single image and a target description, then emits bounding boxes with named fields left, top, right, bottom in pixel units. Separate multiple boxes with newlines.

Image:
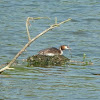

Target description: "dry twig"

left=0, top=17, right=71, bottom=73
left=26, top=17, right=49, bottom=41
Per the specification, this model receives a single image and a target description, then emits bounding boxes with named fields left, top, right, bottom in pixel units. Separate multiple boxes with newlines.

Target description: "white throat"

left=59, top=48, right=63, bottom=55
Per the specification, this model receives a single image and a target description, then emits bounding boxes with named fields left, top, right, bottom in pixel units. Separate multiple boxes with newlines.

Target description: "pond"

left=0, top=0, right=100, bottom=100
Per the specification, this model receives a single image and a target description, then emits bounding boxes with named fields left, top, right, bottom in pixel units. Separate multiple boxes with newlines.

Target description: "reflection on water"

left=0, top=0, right=100, bottom=100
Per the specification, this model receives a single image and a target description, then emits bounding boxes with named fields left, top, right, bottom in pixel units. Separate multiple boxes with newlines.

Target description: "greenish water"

left=0, top=0, right=100, bottom=100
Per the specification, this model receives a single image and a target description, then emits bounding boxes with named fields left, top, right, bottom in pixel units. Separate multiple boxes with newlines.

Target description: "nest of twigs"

left=27, top=55, right=70, bottom=67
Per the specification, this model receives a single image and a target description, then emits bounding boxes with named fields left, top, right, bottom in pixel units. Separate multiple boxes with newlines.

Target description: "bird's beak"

left=67, top=46, right=71, bottom=50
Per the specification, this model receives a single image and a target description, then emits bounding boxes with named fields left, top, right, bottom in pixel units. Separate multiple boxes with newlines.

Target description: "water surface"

left=0, top=0, right=100, bottom=100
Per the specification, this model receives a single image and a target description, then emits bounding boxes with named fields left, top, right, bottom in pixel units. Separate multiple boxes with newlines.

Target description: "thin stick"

left=69, top=49, right=72, bottom=58
left=0, top=18, right=71, bottom=73
left=26, top=17, right=49, bottom=41
left=55, top=17, right=57, bottom=24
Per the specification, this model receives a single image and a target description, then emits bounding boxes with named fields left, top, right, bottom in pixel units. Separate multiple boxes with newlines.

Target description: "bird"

left=38, top=45, right=70, bottom=56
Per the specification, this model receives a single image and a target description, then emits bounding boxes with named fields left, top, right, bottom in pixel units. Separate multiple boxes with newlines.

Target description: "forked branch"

left=26, top=17, right=49, bottom=41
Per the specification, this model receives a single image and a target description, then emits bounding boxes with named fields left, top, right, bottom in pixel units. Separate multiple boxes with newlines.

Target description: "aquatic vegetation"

left=27, top=55, right=70, bottom=67
left=83, top=53, right=86, bottom=62
left=82, top=53, right=93, bottom=66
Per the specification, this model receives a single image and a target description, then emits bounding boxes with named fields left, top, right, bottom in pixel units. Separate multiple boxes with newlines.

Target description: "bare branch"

left=55, top=17, right=57, bottom=24
left=0, top=17, right=71, bottom=73
left=26, top=17, right=50, bottom=41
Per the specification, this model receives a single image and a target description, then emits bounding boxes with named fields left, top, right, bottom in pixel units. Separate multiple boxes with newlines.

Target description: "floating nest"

left=27, top=55, right=70, bottom=67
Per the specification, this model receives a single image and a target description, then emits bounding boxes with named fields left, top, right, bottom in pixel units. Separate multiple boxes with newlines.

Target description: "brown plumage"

left=38, top=45, right=70, bottom=56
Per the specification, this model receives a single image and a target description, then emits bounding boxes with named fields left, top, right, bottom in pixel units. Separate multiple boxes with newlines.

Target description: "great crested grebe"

left=38, top=45, right=70, bottom=56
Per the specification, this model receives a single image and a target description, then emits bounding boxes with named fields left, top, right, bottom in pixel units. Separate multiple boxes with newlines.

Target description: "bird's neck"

left=59, top=48, right=63, bottom=55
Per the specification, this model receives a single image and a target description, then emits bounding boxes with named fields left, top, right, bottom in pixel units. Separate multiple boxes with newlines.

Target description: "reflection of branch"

left=0, top=17, right=71, bottom=73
